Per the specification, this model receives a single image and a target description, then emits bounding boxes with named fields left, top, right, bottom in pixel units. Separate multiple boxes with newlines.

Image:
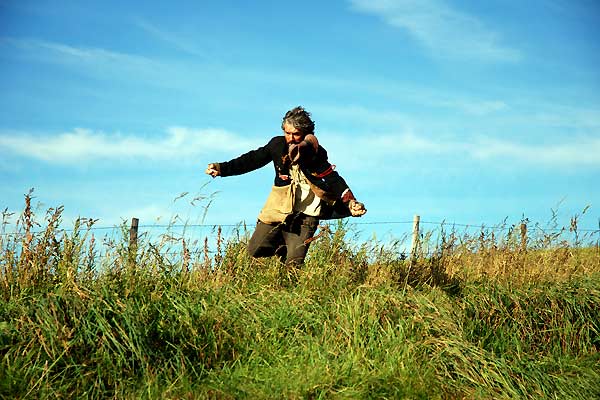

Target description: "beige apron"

left=257, top=184, right=294, bottom=224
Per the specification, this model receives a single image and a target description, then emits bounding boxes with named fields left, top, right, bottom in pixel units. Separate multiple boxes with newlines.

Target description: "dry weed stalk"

left=182, top=238, right=190, bottom=273
left=203, top=237, right=210, bottom=269
left=18, top=190, right=36, bottom=285
left=215, top=226, right=223, bottom=267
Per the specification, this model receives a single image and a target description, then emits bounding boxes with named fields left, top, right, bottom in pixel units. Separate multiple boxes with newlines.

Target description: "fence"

left=2, top=214, right=599, bottom=263
left=122, top=214, right=600, bottom=262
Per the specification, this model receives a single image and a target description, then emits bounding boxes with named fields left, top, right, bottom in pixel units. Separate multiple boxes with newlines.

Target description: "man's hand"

left=288, top=134, right=319, bottom=164
left=205, top=163, right=220, bottom=177
left=349, top=200, right=367, bottom=217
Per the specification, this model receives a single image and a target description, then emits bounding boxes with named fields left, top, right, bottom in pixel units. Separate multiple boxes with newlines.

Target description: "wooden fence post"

left=129, top=218, right=139, bottom=248
left=520, top=222, right=527, bottom=252
left=129, top=218, right=139, bottom=264
left=410, top=215, right=420, bottom=264
left=597, top=218, right=600, bottom=255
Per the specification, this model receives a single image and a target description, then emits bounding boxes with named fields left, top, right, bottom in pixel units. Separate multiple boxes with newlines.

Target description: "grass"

left=1, top=192, right=599, bottom=399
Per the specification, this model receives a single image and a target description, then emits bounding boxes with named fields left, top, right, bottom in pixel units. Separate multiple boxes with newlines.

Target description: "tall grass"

left=1, top=193, right=599, bottom=399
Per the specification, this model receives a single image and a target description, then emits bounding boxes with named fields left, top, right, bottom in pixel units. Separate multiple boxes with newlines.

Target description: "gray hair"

left=281, top=106, right=315, bottom=135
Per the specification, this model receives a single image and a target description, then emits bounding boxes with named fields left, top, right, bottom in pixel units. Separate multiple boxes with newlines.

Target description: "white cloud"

left=1, top=37, right=191, bottom=88
left=5, top=37, right=151, bottom=67
left=349, top=0, right=521, bottom=62
left=317, top=98, right=509, bottom=129
left=317, top=104, right=417, bottom=128
left=470, top=136, right=600, bottom=165
left=2, top=120, right=598, bottom=172
left=134, top=18, right=215, bottom=59
left=1, top=37, right=363, bottom=94
left=0, top=127, right=261, bottom=164
left=325, top=130, right=600, bottom=170
left=440, top=100, right=508, bottom=116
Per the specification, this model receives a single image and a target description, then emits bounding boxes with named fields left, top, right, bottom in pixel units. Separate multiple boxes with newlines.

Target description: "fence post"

left=410, top=215, right=420, bottom=264
left=520, top=222, right=527, bottom=252
left=596, top=218, right=600, bottom=254
left=129, top=218, right=139, bottom=248
left=129, top=218, right=139, bottom=264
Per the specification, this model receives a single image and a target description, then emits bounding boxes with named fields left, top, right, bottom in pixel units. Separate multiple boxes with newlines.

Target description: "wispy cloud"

left=134, top=18, right=217, bottom=60
left=317, top=97, right=509, bottom=130
left=469, top=136, right=600, bottom=166
left=326, top=130, right=600, bottom=170
left=1, top=36, right=355, bottom=94
left=1, top=37, right=191, bottom=87
left=439, top=100, right=508, bottom=116
left=0, top=127, right=261, bottom=164
left=1, top=36, right=519, bottom=114
left=349, top=0, right=521, bottom=62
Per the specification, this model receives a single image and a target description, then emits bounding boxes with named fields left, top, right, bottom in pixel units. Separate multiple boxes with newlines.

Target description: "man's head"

left=282, top=106, right=315, bottom=144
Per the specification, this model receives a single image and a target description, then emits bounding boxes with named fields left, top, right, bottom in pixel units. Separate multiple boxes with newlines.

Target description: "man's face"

left=283, top=122, right=304, bottom=145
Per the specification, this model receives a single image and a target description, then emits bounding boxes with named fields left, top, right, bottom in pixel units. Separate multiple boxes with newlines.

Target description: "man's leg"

left=282, top=214, right=319, bottom=267
left=247, top=221, right=286, bottom=261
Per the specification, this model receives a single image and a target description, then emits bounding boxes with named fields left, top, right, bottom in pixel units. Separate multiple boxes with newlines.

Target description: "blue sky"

left=1, top=0, right=599, bottom=238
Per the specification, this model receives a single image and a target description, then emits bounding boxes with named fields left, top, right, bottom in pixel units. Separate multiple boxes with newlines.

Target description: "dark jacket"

left=218, top=136, right=354, bottom=219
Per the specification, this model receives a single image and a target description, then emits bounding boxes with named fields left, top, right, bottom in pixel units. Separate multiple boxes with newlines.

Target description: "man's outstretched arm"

left=205, top=138, right=277, bottom=178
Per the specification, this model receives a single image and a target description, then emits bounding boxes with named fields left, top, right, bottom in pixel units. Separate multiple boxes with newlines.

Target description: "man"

left=205, top=106, right=366, bottom=268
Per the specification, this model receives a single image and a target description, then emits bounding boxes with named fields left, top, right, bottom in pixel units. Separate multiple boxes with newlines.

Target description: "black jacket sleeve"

left=218, top=137, right=278, bottom=177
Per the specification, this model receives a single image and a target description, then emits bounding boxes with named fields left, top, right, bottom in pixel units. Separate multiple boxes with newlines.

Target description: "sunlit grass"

left=1, top=192, right=599, bottom=399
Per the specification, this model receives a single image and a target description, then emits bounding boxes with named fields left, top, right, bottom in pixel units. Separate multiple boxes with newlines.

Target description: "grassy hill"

left=1, top=198, right=599, bottom=399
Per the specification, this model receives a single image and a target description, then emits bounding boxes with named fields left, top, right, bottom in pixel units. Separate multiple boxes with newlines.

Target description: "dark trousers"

left=247, top=213, right=319, bottom=267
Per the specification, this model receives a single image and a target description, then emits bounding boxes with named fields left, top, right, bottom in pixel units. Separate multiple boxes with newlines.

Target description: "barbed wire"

left=1, top=218, right=599, bottom=237
left=0, top=216, right=600, bottom=236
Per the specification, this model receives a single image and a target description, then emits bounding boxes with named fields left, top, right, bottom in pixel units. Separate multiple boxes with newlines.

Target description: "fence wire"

left=2, top=218, right=599, bottom=237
